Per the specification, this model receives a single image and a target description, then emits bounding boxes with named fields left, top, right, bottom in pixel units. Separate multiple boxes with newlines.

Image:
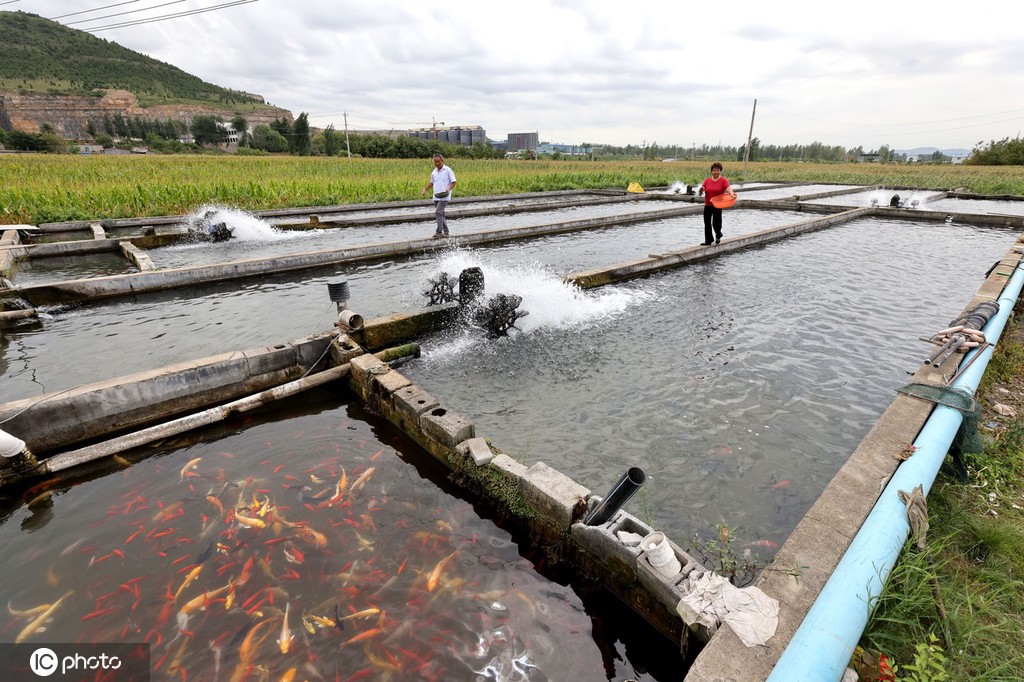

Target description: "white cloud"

left=12, top=0, right=1024, bottom=149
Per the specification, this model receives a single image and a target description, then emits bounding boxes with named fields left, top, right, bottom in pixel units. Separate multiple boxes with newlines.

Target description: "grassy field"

left=2, top=154, right=1024, bottom=225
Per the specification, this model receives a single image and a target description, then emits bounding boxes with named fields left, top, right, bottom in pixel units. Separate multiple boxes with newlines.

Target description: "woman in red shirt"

left=697, top=162, right=737, bottom=245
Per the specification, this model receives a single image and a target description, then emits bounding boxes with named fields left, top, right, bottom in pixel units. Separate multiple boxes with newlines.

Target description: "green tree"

left=190, top=115, right=225, bottom=145
left=967, top=137, right=1024, bottom=165
left=231, top=115, right=250, bottom=147
left=322, top=124, right=340, bottom=157
left=252, top=124, right=287, bottom=152
left=291, top=112, right=311, bottom=155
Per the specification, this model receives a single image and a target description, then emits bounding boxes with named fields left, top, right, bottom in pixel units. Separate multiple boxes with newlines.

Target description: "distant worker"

left=421, top=153, right=457, bottom=238
left=697, top=162, right=737, bottom=245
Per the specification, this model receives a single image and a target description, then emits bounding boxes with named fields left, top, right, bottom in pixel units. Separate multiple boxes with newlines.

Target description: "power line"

left=49, top=1, right=145, bottom=20
left=63, top=0, right=191, bottom=26
left=0, top=0, right=22, bottom=6
left=68, top=0, right=259, bottom=32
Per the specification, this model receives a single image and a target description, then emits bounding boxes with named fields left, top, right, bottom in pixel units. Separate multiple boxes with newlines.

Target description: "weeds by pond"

left=2, top=155, right=1023, bottom=225
left=860, top=313, right=1024, bottom=681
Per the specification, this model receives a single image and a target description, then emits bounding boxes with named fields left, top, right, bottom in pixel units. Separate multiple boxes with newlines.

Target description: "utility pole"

left=743, top=98, right=757, bottom=177
left=343, top=112, right=351, bottom=158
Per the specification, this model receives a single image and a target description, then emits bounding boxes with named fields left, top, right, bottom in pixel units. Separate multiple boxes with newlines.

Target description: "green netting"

left=896, top=382, right=984, bottom=454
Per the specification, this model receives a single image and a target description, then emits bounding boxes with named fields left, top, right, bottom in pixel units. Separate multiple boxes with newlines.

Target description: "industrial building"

left=410, top=125, right=487, bottom=146
left=507, top=132, right=539, bottom=152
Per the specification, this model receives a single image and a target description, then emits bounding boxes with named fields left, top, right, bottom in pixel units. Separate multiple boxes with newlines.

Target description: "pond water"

left=0, top=392, right=682, bottom=680
left=739, top=184, right=864, bottom=200
left=0, top=208, right=802, bottom=399
left=924, top=197, right=1024, bottom=216
left=143, top=200, right=692, bottom=270
left=397, top=217, right=1017, bottom=551
left=8, top=251, right=139, bottom=285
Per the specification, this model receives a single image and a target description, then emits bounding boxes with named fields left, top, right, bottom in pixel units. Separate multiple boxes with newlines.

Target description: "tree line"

left=4, top=109, right=1022, bottom=166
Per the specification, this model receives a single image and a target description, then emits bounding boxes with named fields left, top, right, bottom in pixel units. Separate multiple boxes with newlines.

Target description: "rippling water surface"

left=0, top=395, right=676, bottom=680
left=398, top=217, right=1016, bottom=549
left=0, top=208, right=801, bottom=400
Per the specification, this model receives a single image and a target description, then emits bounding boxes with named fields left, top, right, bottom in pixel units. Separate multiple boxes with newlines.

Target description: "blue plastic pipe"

left=767, top=262, right=1024, bottom=682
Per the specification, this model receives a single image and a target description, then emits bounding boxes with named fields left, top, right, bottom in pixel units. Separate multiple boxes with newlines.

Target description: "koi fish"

left=303, top=613, right=337, bottom=629
left=341, top=627, right=382, bottom=647
left=278, top=602, right=294, bottom=654
left=232, top=617, right=276, bottom=679
left=179, top=457, right=202, bottom=481
left=174, top=566, right=202, bottom=601
left=427, top=550, right=458, bottom=592
left=283, top=544, right=305, bottom=565
left=348, top=467, right=376, bottom=498
left=279, top=669, right=297, bottom=682
left=743, top=539, right=780, bottom=550
left=8, top=601, right=53, bottom=618
left=233, top=510, right=266, bottom=529
left=340, top=607, right=380, bottom=621
left=292, top=525, right=327, bottom=549
left=16, top=590, right=73, bottom=644
left=769, top=479, right=791, bottom=491
left=179, top=581, right=234, bottom=616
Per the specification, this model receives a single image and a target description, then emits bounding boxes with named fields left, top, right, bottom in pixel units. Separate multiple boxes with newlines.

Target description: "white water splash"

left=182, top=204, right=299, bottom=242
left=431, top=248, right=654, bottom=335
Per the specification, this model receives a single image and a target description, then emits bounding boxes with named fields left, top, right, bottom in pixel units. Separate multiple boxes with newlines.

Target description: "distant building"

left=410, top=125, right=486, bottom=146
left=507, top=132, right=539, bottom=152
left=219, top=123, right=240, bottom=144
left=537, top=142, right=591, bottom=156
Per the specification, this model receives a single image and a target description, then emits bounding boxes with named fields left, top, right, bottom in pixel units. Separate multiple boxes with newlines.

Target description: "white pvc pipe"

left=767, top=261, right=1024, bottom=682
left=0, top=427, right=27, bottom=458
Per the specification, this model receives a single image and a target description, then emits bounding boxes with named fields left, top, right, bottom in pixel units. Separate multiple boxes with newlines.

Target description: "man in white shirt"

left=421, top=154, right=457, bottom=238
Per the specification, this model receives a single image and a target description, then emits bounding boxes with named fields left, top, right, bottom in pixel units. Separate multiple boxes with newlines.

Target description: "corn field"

left=1, top=154, right=1022, bottom=225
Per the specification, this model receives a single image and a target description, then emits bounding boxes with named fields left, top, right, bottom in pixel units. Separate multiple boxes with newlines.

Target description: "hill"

left=0, top=11, right=291, bottom=139
left=894, top=146, right=971, bottom=158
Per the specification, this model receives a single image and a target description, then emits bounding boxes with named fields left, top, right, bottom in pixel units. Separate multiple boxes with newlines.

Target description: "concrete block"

left=373, top=368, right=411, bottom=395
left=488, top=453, right=528, bottom=481
left=457, top=437, right=494, bottom=466
left=421, top=406, right=474, bottom=448
left=330, top=334, right=363, bottom=366
left=393, top=385, right=439, bottom=423
left=521, top=462, right=590, bottom=531
left=571, top=510, right=651, bottom=580
left=349, top=353, right=388, bottom=388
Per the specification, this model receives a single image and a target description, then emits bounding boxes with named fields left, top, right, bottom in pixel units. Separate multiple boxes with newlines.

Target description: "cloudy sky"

left=11, top=0, right=1024, bottom=151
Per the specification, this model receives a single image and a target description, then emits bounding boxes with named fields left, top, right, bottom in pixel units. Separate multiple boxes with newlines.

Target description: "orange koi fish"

left=427, top=550, right=458, bottom=592
left=341, top=627, right=382, bottom=647
left=233, top=511, right=266, bottom=529
left=340, top=607, right=380, bottom=621
left=178, top=581, right=233, bottom=616
left=278, top=602, right=294, bottom=654
left=174, top=566, right=202, bottom=601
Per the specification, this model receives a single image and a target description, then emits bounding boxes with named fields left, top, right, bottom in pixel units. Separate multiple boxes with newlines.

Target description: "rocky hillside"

left=0, top=11, right=292, bottom=139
